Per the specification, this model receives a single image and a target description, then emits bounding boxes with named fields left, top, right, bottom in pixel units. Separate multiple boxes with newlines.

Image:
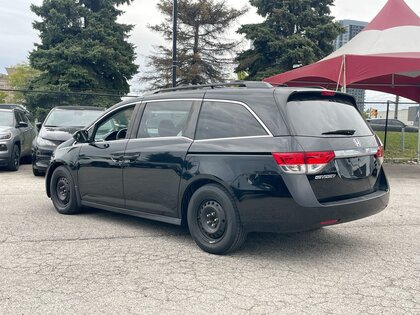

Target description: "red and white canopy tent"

left=264, top=0, right=420, bottom=103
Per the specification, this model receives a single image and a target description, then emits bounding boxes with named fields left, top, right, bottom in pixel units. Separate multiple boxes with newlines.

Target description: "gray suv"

left=0, top=105, right=36, bottom=171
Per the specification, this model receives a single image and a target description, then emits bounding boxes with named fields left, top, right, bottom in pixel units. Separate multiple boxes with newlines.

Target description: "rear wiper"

left=322, top=129, right=356, bottom=135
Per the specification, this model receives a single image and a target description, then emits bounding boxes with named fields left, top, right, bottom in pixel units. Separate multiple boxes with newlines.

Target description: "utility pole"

left=172, top=0, right=178, bottom=88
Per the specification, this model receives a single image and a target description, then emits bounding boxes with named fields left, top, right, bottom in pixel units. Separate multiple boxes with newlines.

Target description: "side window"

left=94, top=105, right=135, bottom=142
left=15, top=111, right=27, bottom=126
left=195, top=101, right=268, bottom=140
left=22, top=112, right=32, bottom=126
left=137, top=101, right=193, bottom=138
left=14, top=111, right=21, bottom=125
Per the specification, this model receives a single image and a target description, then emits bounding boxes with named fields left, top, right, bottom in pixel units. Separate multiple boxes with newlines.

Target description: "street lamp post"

left=172, top=0, right=178, bottom=88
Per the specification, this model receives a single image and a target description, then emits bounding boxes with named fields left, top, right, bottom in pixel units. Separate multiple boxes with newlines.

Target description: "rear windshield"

left=45, top=109, right=103, bottom=128
left=0, top=110, right=14, bottom=127
left=286, top=100, right=373, bottom=137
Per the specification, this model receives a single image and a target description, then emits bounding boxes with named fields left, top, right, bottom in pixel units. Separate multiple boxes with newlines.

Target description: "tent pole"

left=336, top=56, right=344, bottom=92
left=343, top=55, right=347, bottom=93
left=417, top=103, right=420, bottom=162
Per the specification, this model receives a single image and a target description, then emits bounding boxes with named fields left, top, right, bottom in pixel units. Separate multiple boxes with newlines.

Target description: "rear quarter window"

left=286, top=99, right=373, bottom=137
left=195, top=101, right=268, bottom=140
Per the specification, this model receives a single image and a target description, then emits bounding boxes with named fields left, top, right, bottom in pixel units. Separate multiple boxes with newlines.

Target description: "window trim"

left=194, top=135, right=273, bottom=143
left=194, top=99, right=273, bottom=141
left=126, top=136, right=193, bottom=143
left=84, top=98, right=274, bottom=143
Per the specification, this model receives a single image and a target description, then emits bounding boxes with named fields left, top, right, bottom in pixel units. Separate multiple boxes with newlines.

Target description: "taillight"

left=272, top=151, right=335, bottom=174
left=375, top=146, right=384, bottom=164
left=320, top=219, right=340, bottom=226
left=321, top=90, right=336, bottom=96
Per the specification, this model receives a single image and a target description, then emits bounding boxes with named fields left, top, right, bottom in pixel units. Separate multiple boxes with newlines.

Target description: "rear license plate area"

left=335, top=155, right=375, bottom=179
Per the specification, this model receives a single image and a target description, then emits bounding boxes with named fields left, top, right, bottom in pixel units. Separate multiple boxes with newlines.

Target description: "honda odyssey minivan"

left=45, top=82, right=389, bottom=254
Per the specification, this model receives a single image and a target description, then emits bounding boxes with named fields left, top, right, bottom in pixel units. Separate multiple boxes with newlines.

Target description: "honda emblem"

left=353, top=139, right=362, bottom=147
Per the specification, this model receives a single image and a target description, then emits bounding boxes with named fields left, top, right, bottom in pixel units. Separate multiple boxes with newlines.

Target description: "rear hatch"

left=277, top=91, right=386, bottom=203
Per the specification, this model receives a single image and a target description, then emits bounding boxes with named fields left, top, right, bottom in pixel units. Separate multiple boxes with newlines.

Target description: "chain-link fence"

left=363, top=101, right=420, bottom=162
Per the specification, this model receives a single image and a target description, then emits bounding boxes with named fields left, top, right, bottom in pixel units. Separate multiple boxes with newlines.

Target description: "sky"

left=1, top=0, right=420, bottom=104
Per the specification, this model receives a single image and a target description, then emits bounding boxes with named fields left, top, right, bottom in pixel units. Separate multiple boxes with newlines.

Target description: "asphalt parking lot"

left=0, top=164, right=419, bottom=314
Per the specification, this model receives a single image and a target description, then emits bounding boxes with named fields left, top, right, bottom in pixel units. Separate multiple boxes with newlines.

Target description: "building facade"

left=333, top=20, right=369, bottom=112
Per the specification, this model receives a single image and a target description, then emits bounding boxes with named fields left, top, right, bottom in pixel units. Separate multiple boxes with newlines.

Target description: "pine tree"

left=236, top=0, right=343, bottom=80
left=28, top=0, right=138, bottom=110
left=142, top=0, right=247, bottom=88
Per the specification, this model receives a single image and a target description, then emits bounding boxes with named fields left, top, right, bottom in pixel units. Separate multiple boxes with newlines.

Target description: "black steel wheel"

left=7, top=145, right=20, bottom=171
left=197, top=200, right=227, bottom=242
left=187, top=184, right=247, bottom=255
left=50, top=166, right=81, bottom=214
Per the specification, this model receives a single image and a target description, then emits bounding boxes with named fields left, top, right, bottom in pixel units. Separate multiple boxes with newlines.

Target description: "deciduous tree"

left=0, top=92, right=6, bottom=104
left=7, top=64, right=41, bottom=104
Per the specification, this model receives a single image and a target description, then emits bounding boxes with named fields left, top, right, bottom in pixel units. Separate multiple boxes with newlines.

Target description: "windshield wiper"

left=322, top=129, right=356, bottom=135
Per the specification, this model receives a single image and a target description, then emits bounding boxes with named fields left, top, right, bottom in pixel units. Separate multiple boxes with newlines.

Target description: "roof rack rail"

left=304, top=86, right=327, bottom=90
left=0, top=104, right=31, bottom=113
left=151, top=81, right=273, bottom=95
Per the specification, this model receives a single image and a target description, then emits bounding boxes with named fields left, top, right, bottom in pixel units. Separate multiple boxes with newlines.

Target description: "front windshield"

left=44, top=108, right=103, bottom=128
left=0, top=110, right=14, bottom=127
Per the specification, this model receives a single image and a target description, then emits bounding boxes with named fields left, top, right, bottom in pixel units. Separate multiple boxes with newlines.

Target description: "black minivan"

left=45, top=82, right=389, bottom=254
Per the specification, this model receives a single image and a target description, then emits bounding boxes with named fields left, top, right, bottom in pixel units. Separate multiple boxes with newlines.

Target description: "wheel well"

left=46, top=162, right=64, bottom=197
left=180, top=179, right=227, bottom=226
left=13, top=141, right=21, bottom=151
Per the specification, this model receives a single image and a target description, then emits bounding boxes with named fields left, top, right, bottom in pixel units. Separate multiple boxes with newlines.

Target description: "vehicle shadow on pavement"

left=0, top=159, right=32, bottom=173
left=239, top=228, right=370, bottom=260
left=80, top=206, right=190, bottom=235
left=79, top=207, right=368, bottom=259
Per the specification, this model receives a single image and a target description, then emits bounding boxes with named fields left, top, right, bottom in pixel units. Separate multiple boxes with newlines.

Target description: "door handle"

left=110, top=154, right=124, bottom=163
left=124, top=153, right=140, bottom=162
left=90, top=141, right=110, bottom=149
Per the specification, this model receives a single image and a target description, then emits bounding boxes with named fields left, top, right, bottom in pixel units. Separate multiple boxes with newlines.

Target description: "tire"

left=7, top=145, right=20, bottom=171
left=50, top=166, right=81, bottom=214
left=187, top=184, right=247, bottom=255
left=32, top=166, right=45, bottom=177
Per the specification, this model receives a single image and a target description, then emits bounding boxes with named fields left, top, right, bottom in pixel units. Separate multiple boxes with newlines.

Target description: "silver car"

left=0, top=105, right=36, bottom=171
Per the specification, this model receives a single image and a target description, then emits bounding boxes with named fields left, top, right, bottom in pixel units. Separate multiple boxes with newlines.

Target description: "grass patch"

left=376, top=131, right=419, bottom=160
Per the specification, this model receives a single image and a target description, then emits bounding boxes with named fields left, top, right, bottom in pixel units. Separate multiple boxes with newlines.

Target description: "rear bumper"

left=240, top=189, right=389, bottom=233
left=238, top=166, right=390, bottom=233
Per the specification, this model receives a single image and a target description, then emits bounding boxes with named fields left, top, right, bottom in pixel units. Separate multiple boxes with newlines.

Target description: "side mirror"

left=18, top=121, right=28, bottom=128
left=73, top=130, right=90, bottom=143
left=36, top=122, right=42, bottom=131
